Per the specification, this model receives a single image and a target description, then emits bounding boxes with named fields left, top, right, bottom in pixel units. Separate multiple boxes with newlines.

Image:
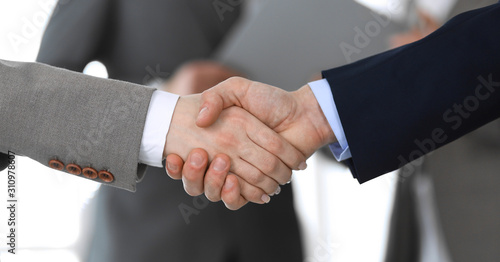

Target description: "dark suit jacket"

left=323, top=3, right=500, bottom=183
left=37, top=1, right=303, bottom=262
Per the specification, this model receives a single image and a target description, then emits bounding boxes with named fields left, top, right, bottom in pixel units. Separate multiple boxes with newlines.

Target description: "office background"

left=0, top=0, right=440, bottom=261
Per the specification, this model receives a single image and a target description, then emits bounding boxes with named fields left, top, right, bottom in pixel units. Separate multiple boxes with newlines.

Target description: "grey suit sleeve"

left=0, top=59, right=155, bottom=192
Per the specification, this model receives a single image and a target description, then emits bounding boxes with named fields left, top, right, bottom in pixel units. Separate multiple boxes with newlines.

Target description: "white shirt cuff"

left=308, top=79, right=352, bottom=161
left=139, top=90, right=180, bottom=167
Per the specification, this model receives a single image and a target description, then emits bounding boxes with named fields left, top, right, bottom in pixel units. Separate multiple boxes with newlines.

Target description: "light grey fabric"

left=422, top=120, right=500, bottom=261
left=0, top=59, right=153, bottom=191
left=387, top=119, right=500, bottom=262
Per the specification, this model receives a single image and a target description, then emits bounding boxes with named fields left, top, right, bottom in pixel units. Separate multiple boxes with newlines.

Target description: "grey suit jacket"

left=0, top=59, right=153, bottom=191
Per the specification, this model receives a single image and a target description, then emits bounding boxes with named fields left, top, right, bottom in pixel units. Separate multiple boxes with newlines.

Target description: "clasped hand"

left=164, top=77, right=336, bottom=210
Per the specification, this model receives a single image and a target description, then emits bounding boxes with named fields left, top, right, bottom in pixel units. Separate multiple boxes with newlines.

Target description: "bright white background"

left=0, top=1, right=398, bottom=262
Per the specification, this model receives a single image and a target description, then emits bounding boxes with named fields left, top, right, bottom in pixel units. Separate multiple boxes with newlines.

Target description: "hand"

left=197, top=77, right=336, bottom=157
left=162, top=60, right=268, bottom=208
left=160, top=61, right=241, bottom=95
left=163, top=94, right=306, bottom=205
left=166, top=77, right=336, bottom=209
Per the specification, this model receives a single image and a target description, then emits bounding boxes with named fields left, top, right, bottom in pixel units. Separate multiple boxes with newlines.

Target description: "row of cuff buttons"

left=48, top=159, right=114, bottom=183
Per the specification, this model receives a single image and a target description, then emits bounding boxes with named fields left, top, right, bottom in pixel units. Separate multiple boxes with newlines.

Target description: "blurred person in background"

left=384, top=1, right=500, bottom=262
left=36, top=0, right=303, bottom=261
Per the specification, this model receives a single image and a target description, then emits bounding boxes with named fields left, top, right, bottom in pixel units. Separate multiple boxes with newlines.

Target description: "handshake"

left=162, top=76, right=337, bottom=210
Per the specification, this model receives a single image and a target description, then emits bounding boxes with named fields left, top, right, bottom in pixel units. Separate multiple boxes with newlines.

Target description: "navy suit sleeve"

left=322, top=3, right=500, bottom=183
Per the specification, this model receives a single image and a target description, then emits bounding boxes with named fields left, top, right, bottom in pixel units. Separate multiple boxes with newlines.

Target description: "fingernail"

left=224, top=178, right=234, bottom=190
left=190, top=152, right=203, bottom=167
left=274, top=186, right=281, bottom=195
left=261, top=194, right=271, bottom=203
left=197, top=107, right=208, bottom=121
left=167, top=161, right=178, bottom=172
left=213, top=157, right=227, bottom=171
left=298, top=161, right=307, bottom=170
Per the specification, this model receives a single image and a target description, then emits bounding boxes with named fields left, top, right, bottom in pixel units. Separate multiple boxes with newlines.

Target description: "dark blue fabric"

left=323, top=3, right=500, bottom=183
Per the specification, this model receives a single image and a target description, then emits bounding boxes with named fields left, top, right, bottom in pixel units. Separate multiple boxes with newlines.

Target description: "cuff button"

left=82, top=167, right=98, bottom=179
left=48, top=159, right=64, bottom=171
left=98, top=170, right=114, bottom=183
left=66, top=163, right=82, bottom=176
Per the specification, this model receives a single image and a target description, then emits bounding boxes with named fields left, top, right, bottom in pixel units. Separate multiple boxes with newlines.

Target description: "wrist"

left=293, top=84, right=337, bottom=146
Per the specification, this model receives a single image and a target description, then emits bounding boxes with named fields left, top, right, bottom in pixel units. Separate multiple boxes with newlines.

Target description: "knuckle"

left=222, top=106, right=246, bottom=121
left=205, top=177, right=224, bottom=194
left=200, top=90, right=210, bottom=100
left=247, top=171, right=265, bottom=186
left=226, top=76, right=243, bottom=84
left=262, top=157, right=279, bottom=175
left=200, top=89, right=214, bottom=100
left=236, top=145, right=251, bottom=158
left=262, top=132, right=284, bottom=154
left=248, top=189, right=265, bottom=203
left=214, top=132, right=238, bottom=149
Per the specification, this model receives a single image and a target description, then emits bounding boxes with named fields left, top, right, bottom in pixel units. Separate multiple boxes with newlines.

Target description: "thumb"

left=165, top=154, right=184, bottom=180
left=196, top=77, right=252, bottom=127
left=196, top=77, right=248, bottom=127
left=195, top=89, right=225, bottom=127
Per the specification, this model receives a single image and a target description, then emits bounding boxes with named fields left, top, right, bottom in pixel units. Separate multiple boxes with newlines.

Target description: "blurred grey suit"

left=384, top=1, right=500, bottom=262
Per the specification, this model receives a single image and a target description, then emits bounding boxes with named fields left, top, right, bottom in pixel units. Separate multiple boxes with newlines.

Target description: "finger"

left=231, top=158, right=280, bottom=195
left=204, top=154, right=231, bottom=202
left=247, top=121, right=307, bottom=177
left=221, top=174, right=247, bottom=210
left=221, top=174, right=272, bottom=210
left=196, top=90, right=225, bottom=127
left=165, top=154, right=184, bottom=180
left=236, top=175, right=272, bottom=204
left=181, top=148, right=209, bottom=196
left=196, top=77, right=250, bottom=127
left=239, top=144, right=293, bottom=186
